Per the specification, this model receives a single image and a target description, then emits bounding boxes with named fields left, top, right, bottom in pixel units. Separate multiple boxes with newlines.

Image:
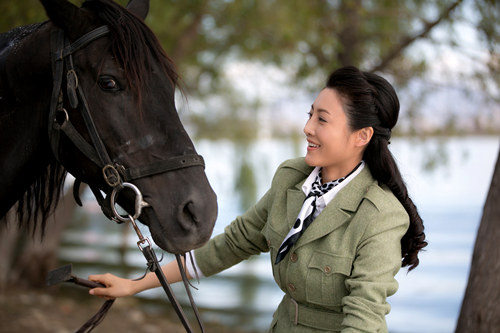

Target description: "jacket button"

left=287, top=283, right=296, bottom=292
left=290, top=252, right=298, bottom=262
left=324, top=265, right=332, bottom=273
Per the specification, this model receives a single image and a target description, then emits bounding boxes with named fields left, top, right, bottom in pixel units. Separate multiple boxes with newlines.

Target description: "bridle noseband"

left=48, top=25, right=206, bottom=333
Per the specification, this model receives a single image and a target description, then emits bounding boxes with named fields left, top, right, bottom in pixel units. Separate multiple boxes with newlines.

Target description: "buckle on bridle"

left=54, top=108, right=69, bottom=126
left=102, top=164, right=122, bottom=187
left=66, top=69, right=79, bottom=108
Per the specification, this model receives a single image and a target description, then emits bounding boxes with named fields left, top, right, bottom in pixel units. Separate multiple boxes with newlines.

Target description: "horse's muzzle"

left=140, top=189, right=218, bottom=254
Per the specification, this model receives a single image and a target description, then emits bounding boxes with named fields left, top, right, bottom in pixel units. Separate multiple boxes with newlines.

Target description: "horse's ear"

left=40, top=0, right=88, bottom=37
left=126, top=0, right=150, bottom=20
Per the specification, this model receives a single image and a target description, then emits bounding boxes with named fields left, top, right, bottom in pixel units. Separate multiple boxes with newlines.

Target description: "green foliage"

left=2, top=0, right=498, bottom=139
left=0, top=0, right=46, bottom=31
left=474, top=0, right=500, bottom=97
left=2, top=0, right=496, bottom=91
left=143, top=0, right=466, bottom=92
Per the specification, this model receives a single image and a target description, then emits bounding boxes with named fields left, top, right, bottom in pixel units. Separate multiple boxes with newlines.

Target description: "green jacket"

left=194, top=158, right=409, bottom=332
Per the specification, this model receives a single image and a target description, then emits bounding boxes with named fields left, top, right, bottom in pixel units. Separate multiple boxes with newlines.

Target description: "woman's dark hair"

left=326, top=66, right=427, bottom=271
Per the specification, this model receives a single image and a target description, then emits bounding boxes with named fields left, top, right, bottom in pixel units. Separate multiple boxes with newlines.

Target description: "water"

left=60, top=136, right=499, bottom=333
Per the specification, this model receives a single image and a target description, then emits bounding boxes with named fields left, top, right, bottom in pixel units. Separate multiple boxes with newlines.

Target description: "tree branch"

left=170, top=1, right=209, bottom=63
left=369, top=0, right=463, bottom=73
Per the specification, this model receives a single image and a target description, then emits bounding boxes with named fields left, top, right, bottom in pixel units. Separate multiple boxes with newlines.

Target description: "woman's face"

left=303, top=88, right=365, bottom=182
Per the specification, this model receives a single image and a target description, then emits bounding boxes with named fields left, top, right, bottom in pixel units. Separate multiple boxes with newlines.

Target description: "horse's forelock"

left=83, top=0, right=178, bottom=106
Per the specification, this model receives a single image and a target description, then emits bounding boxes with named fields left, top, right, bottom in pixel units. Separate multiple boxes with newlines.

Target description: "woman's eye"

left=98, top=76, right=120, bottom=91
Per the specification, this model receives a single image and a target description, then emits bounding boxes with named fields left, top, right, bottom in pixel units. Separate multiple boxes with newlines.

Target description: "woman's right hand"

left=87, top=259, right=186, bottom=299
left=88, top=273, right=136, bottom=299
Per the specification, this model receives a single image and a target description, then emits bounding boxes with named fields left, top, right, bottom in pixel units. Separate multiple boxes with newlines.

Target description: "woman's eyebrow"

left=311, top=104, right=330, bottom=114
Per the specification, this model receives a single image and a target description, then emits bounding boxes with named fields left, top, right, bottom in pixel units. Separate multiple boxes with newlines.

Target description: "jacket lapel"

left=294, top=167, right=375, bottom=249
left=295, top=204, right=351, bottom=248
left=286, top=182, right=306, bottom=230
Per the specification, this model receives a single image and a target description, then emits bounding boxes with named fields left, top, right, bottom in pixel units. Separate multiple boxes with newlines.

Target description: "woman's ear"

left=356, top=127, right=374, bottom=147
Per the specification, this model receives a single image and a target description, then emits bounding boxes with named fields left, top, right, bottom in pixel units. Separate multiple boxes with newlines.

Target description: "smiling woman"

left=304, top=88, right=374, bottom=183
left=88, top=65, right=427, bottom=332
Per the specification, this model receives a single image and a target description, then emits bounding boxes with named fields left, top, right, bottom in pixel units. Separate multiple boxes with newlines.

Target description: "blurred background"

left=0, top=0, right=499, bottom=332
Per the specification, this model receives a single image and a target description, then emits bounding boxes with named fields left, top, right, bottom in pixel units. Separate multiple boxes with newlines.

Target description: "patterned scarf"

left=274, top=163, right=361, bottom=264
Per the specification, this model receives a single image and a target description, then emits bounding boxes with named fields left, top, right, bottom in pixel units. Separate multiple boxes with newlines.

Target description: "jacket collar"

left=286, top=166, right=376, bottom=249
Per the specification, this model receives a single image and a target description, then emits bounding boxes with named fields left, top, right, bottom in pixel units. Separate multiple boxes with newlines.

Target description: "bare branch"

left=369, top=0, right=463, bottom=73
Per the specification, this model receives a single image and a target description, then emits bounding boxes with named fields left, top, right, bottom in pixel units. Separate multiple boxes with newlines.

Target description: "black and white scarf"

left=274, top=163, right=362, bottom=264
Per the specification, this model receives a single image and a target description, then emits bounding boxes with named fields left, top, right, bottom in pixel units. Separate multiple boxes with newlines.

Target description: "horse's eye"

left=98, top=76, right=120, bottom=91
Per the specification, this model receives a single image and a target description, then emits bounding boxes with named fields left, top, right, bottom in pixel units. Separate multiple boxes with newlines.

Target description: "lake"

left=61, top=135, right=500, bottom=333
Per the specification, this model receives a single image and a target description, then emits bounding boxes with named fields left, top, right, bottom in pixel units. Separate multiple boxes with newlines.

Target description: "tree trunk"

left=456, top=146, right=500, bottom=332
left=0, top=190, right=78, bottom=289
left=337, top=0, right=362, bottom=67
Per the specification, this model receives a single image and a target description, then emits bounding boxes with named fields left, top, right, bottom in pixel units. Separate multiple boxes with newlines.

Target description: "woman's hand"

left=87, top=259, right=187, bottom=299
left=88, top=273, right=136, bottom=299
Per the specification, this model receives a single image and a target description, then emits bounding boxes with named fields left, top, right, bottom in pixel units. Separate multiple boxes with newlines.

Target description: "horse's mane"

left=17, top=0, right=179, bottom=233
left=16, top=164, right=67, bottom=235
left=0, top=23, right=45, bottom=52
left=12, top=22, right=66, bottom=233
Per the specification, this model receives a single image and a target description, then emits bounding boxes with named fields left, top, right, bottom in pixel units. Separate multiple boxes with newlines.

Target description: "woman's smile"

left=307, top=140, right=320, bottom=150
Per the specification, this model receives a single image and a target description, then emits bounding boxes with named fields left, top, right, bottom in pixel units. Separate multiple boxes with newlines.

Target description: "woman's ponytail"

left=326, top=66, right=428, bottom=271
left=363, top=135, right=427, bottom=270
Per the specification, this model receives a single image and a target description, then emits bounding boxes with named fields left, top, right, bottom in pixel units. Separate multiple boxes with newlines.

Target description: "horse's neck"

left=0, top=23, right=54, bottom=213
left=2, top=23, right=52, bottom=104
left=0, top=23, right=47, bottom=98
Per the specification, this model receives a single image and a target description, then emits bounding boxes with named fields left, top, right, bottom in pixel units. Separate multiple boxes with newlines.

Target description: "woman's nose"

left=304, top=118, right=313, bottom=136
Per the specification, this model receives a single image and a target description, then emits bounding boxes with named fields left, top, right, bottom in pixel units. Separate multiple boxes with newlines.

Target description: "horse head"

left=39, top=0, right=217, bottom=253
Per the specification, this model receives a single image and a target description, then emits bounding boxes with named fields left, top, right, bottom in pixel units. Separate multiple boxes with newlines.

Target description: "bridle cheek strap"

left=49, top=26, right=114, bottom=171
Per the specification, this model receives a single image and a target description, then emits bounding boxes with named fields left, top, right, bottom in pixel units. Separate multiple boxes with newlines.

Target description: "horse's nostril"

left=183, top=202, right=198, bottom=223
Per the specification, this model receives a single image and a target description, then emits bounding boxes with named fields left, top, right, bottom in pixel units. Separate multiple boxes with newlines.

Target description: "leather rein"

left=48, top=25, right=205, bottom=333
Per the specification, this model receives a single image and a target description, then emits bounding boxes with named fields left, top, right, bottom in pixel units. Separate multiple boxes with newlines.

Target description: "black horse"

left=0, top=0, right=217, bottom=254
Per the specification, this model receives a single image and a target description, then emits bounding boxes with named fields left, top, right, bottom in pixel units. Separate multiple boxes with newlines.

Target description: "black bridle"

left=48, top=25, right=205, bottom=333
left=48, top=25, right=205, bottom=219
